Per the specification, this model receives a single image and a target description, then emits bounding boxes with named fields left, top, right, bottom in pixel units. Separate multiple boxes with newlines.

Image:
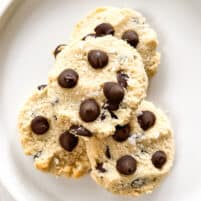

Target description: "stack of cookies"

left=18, top=7, right=174, bottom=196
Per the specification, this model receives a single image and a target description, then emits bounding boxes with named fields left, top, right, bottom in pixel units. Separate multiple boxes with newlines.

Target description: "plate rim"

left=0, top=1, right=24, bottom=201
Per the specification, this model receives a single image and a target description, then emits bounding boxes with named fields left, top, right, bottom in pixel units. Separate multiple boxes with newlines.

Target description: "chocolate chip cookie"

left=48, top=36, right=148, bottom=139
left=18, top=86, right=90, bottom=178
left=86, top=101, right=174, bottom=196
left=71, top=7, right=160, bottom=77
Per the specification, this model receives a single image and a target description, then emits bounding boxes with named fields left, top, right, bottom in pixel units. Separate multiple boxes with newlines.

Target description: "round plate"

left=0, top=0, right=201, bottom=201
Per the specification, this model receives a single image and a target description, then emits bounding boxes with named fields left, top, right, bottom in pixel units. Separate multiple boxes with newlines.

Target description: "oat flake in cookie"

left=48, top=36, right=148, bottom=139
left=86, top=101, right=174, bottom=196
left=71, top=7, right=160, bottom=77
left=18, top=87, right=90, bottom=178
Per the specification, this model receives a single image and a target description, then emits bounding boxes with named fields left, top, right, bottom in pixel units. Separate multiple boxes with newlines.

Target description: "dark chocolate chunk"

left=59, top=131, right=78, bottom=152
left=109, top=110, right=118, bottom=119
left=88, top=50, right=108, bottom=69
left=58, top=69, right=79, bottom=88
left=122, top=30, right=139, bottom=48
left=82, top=33, right=96, bottom=40
left=112, top=124, right=130, bottom=142
left=95, top=23, right=115, bottom=36
left=31, top=116, right=49, bottom=135
left=116, top=155, right=137, bottom=175
left=105, top=146, right=111, bottom=159
left=37, top=84, right=47, bottom=90
left=137, top=111, right=156, bottom=131
left=151, top=151, right=167, bottom=169
left=53, top=44, right=66, bottom=58
left=100, top=112, right=106, bottom=121
left=117, top=71, right=129, bottom=88
left=96, top=162, right=106, bottom=172
left=79, top=98, right=100, bottom=122
left=69, top=125, right=92, bottom=137
left=103, top=82, right=124, bottom=104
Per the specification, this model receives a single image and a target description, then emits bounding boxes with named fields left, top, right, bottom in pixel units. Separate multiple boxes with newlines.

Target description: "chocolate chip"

left=116, top=155, right=137, bottom=175
left=79, top=98, right=100, bottom=122
left=37, top=84, right=47, bottom=90
left=151, top=151, right=167, bottom=169
left=82, top=33, right=96, bottom=40
left=107, top=102, right=119, bottom=111
left=105, top=146, right=111, bottom=159
left=31, top=116, right=49, bottom=135
left=103, top=82, right=124, bottom=104
left=96, top=162, right=106, bottom=172
left=95, top=23, right=115, bottom=36
left=117, top=72, right=129, bottom=88
left=122, top=30, right=139, bottom=48
left=59, top=131, right=78, bottom=152
left=58, top=69, right=79, bottom=88
left=88, top=50, right=108, bottom=69
left=69, top=125, right=92, bottom=137
left=112, top=124, right=130, bottom=142
left=137, top=111, right=156, bottom=131
left=53, top=44, right=66, bottom=58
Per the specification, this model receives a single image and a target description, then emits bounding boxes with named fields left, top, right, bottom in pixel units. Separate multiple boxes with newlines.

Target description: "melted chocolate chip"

left=95, top=23, right=115, bottom=36
left=96, top=162, right=106, bottom=172
left=116, top=155, right=137, bottom=175
left=137, top=111, right=156, bottom=131
left=112, top=124, right=130, bottom=142
left=79, top=98, right=100, bottom=122
left=103, top=82, right=124, bottom=104
left=69, top=125, right=92, bottom=137
left=37, top=84, right=47, bottom=90
left=105, top=146, right=111, bottom=159
left=58, top=69, right=79, bottom=88
left=82, top=33, right=96, bottom=40
left=59, top=131, right=78, bottom=152
left=53, top=44, right=66, bottom=58
left=31, top=116, right=49, bottom=135
left=151, top=151, right=167, bottom=169
left=117, top=72, right=129, bottom=88
left=88, top=50, right=108, bottom=69
left=122, top=30, right=139, bottom=48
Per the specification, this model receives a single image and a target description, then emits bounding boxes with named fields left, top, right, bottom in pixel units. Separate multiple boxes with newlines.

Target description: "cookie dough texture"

left=71, top=7, right=160, bottom=77
left=48, top=36, right=148, bottom=138
left=18, top=87, right=90, bottom=178
left=86, top=101, right=174, bottom=196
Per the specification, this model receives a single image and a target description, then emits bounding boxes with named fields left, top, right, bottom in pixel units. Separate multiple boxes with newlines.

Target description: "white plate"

left=0, top=0, right=201, bottom=201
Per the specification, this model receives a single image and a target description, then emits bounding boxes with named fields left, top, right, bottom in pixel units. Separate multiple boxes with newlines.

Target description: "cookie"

left=86, top=101, right=174, bottom=196
left=18, top=85, right=90, bottom=178
left=71, top=7, right=160, bottom=77
left=48, top=36, right=148, bottom=138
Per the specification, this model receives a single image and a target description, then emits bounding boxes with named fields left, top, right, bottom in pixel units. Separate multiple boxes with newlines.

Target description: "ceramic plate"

left=0, top=0, right=201, bottom=201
